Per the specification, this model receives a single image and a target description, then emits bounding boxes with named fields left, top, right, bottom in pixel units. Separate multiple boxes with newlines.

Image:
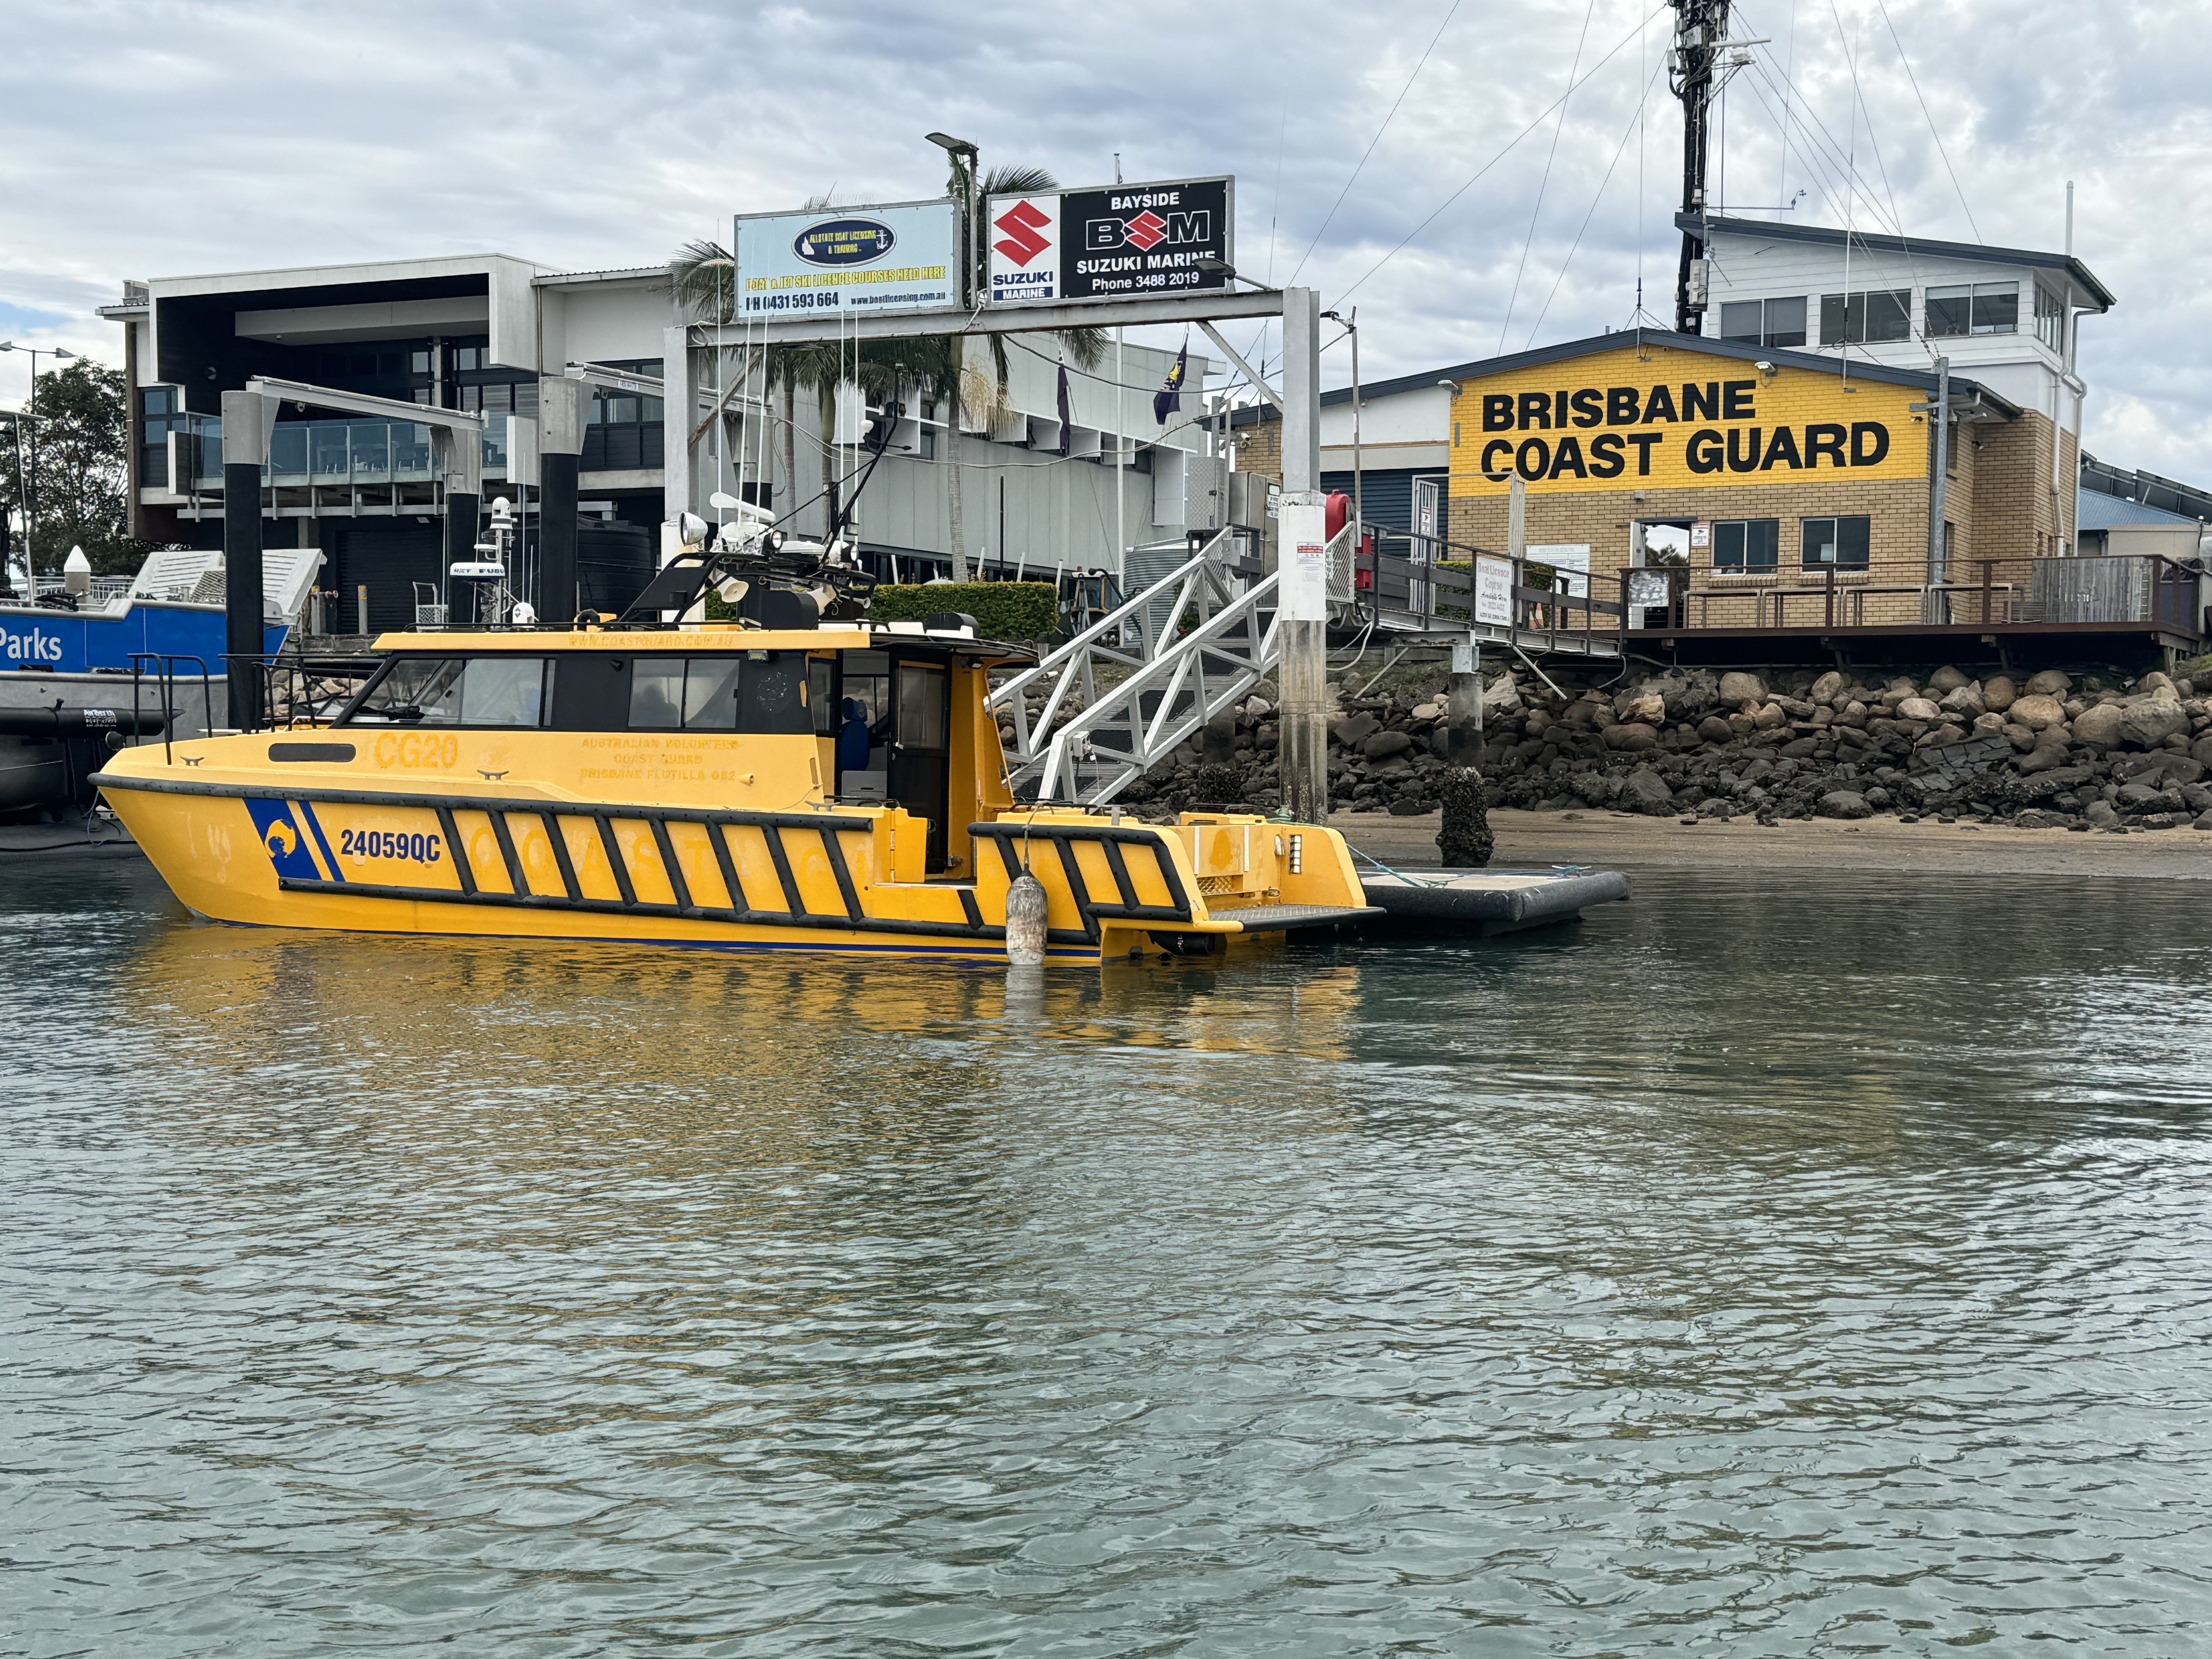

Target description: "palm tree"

left=939, top=161, right=1109, bottom=579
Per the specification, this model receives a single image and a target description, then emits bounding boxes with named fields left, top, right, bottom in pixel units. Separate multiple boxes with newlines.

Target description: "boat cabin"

left=329, top=625, right=1022, bottom=878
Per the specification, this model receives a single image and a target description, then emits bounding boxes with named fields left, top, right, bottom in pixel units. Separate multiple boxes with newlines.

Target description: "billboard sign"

left=988, top=177, right=1234, bottom=305
left=733, top=200, right=958, bottom=318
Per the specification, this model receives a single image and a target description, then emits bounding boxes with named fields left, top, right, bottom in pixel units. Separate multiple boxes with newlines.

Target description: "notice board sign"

left=988, top=177, right=1234, bottom=305
left=734, top=200, right=958, bottom=318
left=1474, top=557, right=1514, bottom=627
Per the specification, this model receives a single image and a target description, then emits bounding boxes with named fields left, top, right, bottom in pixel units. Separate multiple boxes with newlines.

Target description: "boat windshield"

left=341, top=657, right=551, bottom=726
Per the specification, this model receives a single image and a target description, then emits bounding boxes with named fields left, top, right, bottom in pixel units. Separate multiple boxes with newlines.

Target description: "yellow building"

left=1443, top=331, right=2074, bottom=631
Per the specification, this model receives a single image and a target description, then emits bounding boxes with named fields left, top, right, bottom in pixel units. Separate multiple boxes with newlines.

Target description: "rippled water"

left=7, top=859, right=2212, bottom=1655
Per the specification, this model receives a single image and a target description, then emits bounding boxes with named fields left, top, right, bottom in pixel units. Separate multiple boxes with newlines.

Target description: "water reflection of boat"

left=94, top=537, right=1382, bottom=964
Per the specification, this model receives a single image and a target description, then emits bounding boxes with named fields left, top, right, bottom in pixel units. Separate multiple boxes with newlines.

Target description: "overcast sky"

left=4, top=0, right=2208, bottom=479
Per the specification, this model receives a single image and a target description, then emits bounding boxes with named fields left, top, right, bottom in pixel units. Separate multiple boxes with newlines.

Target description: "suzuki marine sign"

left=988, top=177, right=1234, bottom=305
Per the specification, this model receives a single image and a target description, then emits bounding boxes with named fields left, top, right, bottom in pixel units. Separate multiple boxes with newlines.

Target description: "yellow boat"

left=92, top=619, right=1379, bottom=964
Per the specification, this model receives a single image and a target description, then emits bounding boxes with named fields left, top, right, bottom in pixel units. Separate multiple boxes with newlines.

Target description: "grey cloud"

left=2, top=0, right=2208, bottom=476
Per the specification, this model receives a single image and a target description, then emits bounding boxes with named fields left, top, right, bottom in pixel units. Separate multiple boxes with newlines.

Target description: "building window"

left=1711, top=519, right=1780, bottom=569
left=1819, top=290, right=1911, bottom=346
left=1926, top=281, right=2019, bottom=338
left=1802, top=515, right=1872, bottom=568
left=1718, top=296, right=1808, bottom=349
left=2034, top=280, right=2066, bottom=351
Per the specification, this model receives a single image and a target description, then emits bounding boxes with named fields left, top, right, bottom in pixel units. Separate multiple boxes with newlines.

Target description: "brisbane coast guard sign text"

left=987, top=177, right=1234, bottom=305
left=1448, top=344, right=1927, bottom=497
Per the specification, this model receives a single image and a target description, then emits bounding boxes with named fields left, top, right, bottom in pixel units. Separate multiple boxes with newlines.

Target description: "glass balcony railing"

left=168, top=417, right=509, bottom=491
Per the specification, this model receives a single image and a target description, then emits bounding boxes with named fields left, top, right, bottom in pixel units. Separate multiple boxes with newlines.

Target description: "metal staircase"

left=992, top=531, right=1282, bottom=805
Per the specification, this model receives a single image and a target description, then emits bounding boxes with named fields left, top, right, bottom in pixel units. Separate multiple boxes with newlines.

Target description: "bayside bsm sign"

left=988, top=177, right=1233, bottom=305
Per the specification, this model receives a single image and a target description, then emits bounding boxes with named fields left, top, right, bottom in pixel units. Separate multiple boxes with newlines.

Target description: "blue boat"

left=0, top=548, right=311, bottom=813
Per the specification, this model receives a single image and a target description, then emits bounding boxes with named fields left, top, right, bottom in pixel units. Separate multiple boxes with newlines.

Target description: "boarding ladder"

left=990, top=525, right=1357, bottom=805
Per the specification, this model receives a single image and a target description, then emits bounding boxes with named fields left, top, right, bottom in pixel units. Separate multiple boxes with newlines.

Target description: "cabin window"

left=681, top=657, right=744, bottom=728
left=628, top=660, right=686, bottom=728
left=809, top=658, right=835, bottom=736
left=624, top=655, right=813, bottom=734
left=897, top=663, right=948, bottom=752
left=340, top=657, right=553, bottom=726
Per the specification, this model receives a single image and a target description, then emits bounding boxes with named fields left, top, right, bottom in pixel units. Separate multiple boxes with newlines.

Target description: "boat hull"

left=93, top=771, right=1374, bottom=964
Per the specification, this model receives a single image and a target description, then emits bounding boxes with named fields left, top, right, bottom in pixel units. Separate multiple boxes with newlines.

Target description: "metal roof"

left=2077, top=489, right=2203, bottom=531
left=1686, top=213, right=2116, bottom=311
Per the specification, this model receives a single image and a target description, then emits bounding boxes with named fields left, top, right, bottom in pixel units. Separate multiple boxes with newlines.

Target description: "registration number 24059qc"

left=341, top=828, right=443, bottom=865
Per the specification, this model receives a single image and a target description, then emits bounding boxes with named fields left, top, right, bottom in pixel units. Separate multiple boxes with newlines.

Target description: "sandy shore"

left=1333, top=806, right=2212, bottom=878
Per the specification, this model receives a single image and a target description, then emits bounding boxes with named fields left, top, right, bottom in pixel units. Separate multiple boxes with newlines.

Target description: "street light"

left=1194, top=257, right=1281, bottom=294
left=926, top=133, right=983, bottom=580
left=0, top=341, right=80, bottom=584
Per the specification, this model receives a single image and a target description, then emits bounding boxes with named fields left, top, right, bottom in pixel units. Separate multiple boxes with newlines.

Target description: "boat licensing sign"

left=734, top=200, right=959, bottom=317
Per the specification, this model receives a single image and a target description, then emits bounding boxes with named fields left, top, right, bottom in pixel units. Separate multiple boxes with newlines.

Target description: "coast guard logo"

left=245, top=798, right=319, bottom=878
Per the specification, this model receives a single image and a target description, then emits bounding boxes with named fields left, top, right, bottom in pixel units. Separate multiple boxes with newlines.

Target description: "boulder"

left=1898, top=696, right=1942, bottom=722
left=1980, top=675, right=2018, bottom=713
left=1938, top=685, right=1987, bottom=716
left=1603, top=721, right=1661, bottom=752
left=1362, top=730, right=1415, bottom=759
left=1330, top=711, right=1381, bottom=748
left=1719, top=670, right=1767, bottom=707
left=1624, top=692, right=1668, bottom=726
left=2084, top=799, right=2121, bottom=829
left=2143, top=671, right=2178, bottom=698
left=1810, top=670, right=1846, bottom=703
left=1972, top=712, right=2009, bottom=736
left=2026, top=668, right=2073, bottom=697
left=2193, top=733, right=2212, bottom=768
left=1817, top=790, right=1872, bottom=819
left=1753, top=702, right=1788, bottom=730
left=2009, top=693, right=2066, bottom=732
left=2119, top=692, right=2189, bottom=749
left=1482, top=676, right=1522, bottom=716
left=2015, top=742, right=2074, bottom=775
left=2118, top=752, right=2207, bottom=787
left=2073, top=702, right=2125, bottom=747
left=1697, top=715, right=1736, bottom=745
left=1929, top=665, right=1971, bottom=693
left=1620, top=769, right=1676, bottom=814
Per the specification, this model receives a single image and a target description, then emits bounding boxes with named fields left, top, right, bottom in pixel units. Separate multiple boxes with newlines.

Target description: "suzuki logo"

left=1123, top=210, right=1168, bottom=252
left=993, top=200, right=1053, bottom=266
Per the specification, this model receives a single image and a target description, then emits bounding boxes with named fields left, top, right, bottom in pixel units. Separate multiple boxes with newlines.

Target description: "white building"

left=98, top=252, right=1217, bottom=631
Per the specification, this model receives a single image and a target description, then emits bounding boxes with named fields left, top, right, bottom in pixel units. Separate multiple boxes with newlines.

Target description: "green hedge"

left=868, top=581, right=1058, bottom=641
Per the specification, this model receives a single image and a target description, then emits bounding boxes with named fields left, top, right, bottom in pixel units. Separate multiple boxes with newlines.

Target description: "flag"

left=1056, top=357, right=1072, bottom=456
left=1153, top=338, right=1187, bottom=425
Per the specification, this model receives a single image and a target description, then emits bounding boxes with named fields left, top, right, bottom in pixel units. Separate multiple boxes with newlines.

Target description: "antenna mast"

left=1669, top=0, right=1731, bottom=335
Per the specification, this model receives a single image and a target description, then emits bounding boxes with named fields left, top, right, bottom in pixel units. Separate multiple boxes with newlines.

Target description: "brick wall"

left=1233, top=416, right=1283, bottom=486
